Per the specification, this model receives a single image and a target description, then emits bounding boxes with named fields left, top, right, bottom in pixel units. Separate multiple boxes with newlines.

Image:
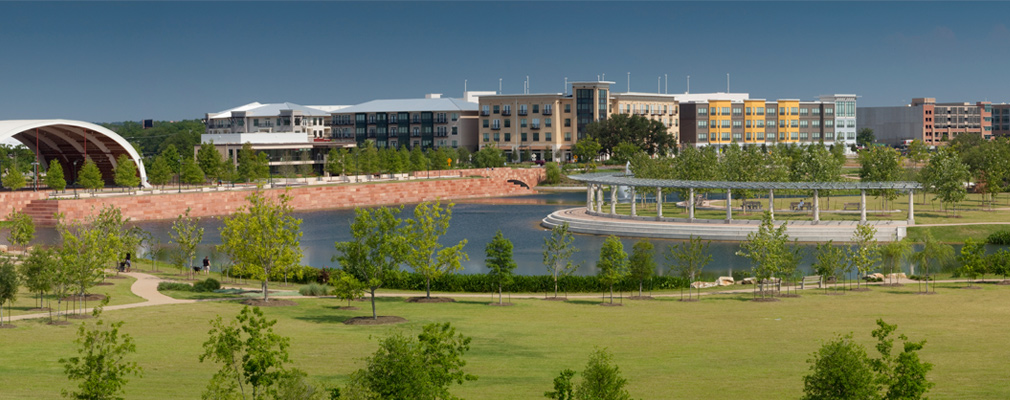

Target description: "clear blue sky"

left=1, top=1, right=1008, bottom=123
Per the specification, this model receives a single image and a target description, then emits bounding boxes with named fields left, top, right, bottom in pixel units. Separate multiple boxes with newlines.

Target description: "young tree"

left=112, top=154, right=140, bottom=190
left=403, top=201, right=469, bottom=299
left=3, top=165, right=26, bottom=191
left=333, top=206, right=407, bottom=319
left=597, top=236, right=628, bottom=304
left=858, top=146, right=902, bottom=209
left=169, top=208, right=204, bottom=279
left=6, top=208, right=34, bottom=250
left=849, top=223, right=881, bottom=290
left=920, top=146, right=970, bottom=215
left=737, top=212, right=790, bottom=299
left=543, top=222, right=579, bottom=298
left=180, top=157, right=206, bottom=185
left=957, top=237, right=987, bottom=287
left=544, top=369, right=576, bottom=400
left=46, top=159, right=67, bottom=192
left=409, top=146, right=427, bottom=172
left=200, top=306, right=294, bottom=400
left=0, top=257, right=18, bottom=326
left=801, top=333, right=878, bottom=400
left=572, top=138, right=602, bottom=164
left=667, top=235, right=712, bottom=300
left=812, top=241, right=848, bottom=294
left=160, top=143, right=182, bottom=176
left=60, top=299, right=143, bottom=400
left=910, top=231, right=953, bottom=294
left=326, top=147, right=346, bottom=176
left=880, top=238, right=913, bottom=285
left=219, top=192, right=303, bottom=302
left=196, top=142, right=223, bottom=181
left=485, top=230, right=517, bottom=305
left=857, top=127, right=875, bottom=148
left=78, top=159, right=104, bottom=192
left=627, top=240, right=656, bottom=298
left=146, top=155, right=172, bottom=188
left=574, top=348, right=632, bottom=400
left=58, top=215, right=109, bottom=315
left=331, top=270, right=365, bottom=307
left=344, top=322, right=476, bottom=399
left=545, top=162, right=562, bottom=185
left=297, top=150, right=313, bottom=177
left=19, top=246, right=55, bottom=310
left=988, top=248, right=1010, bottom=282
left=870, top=319, right=934, bottom=400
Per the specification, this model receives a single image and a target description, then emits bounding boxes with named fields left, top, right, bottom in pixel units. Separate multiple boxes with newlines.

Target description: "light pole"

left=72, top=159, right=79, bottom=198
left=31, top=161, right=38, bottom=192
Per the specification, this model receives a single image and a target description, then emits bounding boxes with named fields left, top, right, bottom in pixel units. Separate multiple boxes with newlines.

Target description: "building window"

left=521, top=118, right=527, bottom=128
left=812, top=108, right=820, bottom=115
left=698, top=121, right=707, bottom=127
left=504, top=133, right=511, bottom=142
left=826, top=120, right=834, bottom=127
left=757, top=120, right=765, bottom=127
left=532, top=118, right=540, bottom=129
left=483, top=133, right=489, bottom=142
left=519, top=105, right=527, bottom=115
left=698, top=108, right=707, bottom=115
left=521, top=132, right=528, bottom=141
left=721, top=107, right=730, bottom=114
left=733, top=120, right=742, bottom=128
left=492, top=119, right=501, bottom=129
left=503, top=105, right=511, bottom=115
left=799, top=108, right=809, bottom=115
left=504, top=119, right=511, bottom=128
left=545, top=132, right=552, bottom=141
left=698, top=133, right=708, bottom=141
left=710, top=121, right=717, bottom=128
left=565, top=132, right=572, bottom=141
left=756, top=107, right=764, bottom=115
left=481, top=106, right=489, bottom=116
left=721, top=120, right=731, bottom=128
left=800, top=120, right=808, bottom=128
left=791, top=120, right=799, bottom=128
left=493, top=133, right=500, bottom=141
left=544, top=104, right=552, bottom=115
left=452, top=127, right=458, bottom=135
left=779, top=120, right=786, bottom=128
left=779, top=107, right=785, bottom=115
left=452, top=113, right=458, bottom=121
left=533, top=132, right=540, bottom=141
left=483, top=119, right=489, bottom=128
left=733, top=133, right=742, bottom=140
left=545, top=118, right=552, bottom=127
left=564, top=104, right=571, bottom=113
left=812, top=120, right=820, bottom=127
left=533, top=104, right=540, bottom=113
left=565, top=118, right=571, bottom=127
left=732, top=107, right=742, bottom=115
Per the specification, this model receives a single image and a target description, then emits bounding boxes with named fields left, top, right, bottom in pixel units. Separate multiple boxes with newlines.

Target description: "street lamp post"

left=31, top=161, right=38, bottom=192
left=72, top=159, right=79, bottom=198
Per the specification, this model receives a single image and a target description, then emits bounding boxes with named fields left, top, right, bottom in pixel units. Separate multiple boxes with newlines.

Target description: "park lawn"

left=2, top=282, right=1010, bottom=399
left=156, top=290, right=244, bottom=300
left=3, top=272, right=143, bottom=318
left=907, top=224, right=1010, bottom=244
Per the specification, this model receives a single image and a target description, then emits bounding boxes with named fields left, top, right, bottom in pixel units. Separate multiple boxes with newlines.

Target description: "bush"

left=987, top=230, right=1010, bottom=245
left=299, top=283, right=329, bottom=297
left=544, top=162, right=561, bottom=185
left=158, top=282, right=193, bottom=291
left=193, top=278, right=221, bottom=292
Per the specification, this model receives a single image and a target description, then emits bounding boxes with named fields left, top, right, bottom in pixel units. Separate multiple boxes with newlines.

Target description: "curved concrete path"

left=11, top=271, right=194, bottom=322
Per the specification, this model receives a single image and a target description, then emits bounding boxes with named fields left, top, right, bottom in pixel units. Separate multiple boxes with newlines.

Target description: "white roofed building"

left=329, top=93, right=480, bottom=151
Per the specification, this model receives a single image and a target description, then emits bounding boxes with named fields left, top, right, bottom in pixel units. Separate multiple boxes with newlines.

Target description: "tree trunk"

left=554, top=277, right=559, bottom=298
left=610, top=284, right=614, bottom=304
left=639, top=280, right=643, bottom=298
left=370, top=288, right=378, bottom=319
left=262, top=279, right=269, bottom=302
left=426, top=276, right=431, bottom=299
left=498, top=283, right=503, bottom=305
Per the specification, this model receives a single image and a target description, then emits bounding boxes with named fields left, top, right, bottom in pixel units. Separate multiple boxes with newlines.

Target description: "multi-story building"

left=993, top=104, right=1010, bottom=137
left=679, top=94, right=845, bottom=148
left=477, top=81, right=680, bottom=162
left=329, top=93, right=481, bottom=151
left=819, top=94, right=858, bottom=146
left=858, top=98, right=992, bottom=146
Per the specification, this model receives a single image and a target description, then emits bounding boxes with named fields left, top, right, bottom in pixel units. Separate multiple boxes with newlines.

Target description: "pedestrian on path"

left=202, top=256, right=211, bottom=275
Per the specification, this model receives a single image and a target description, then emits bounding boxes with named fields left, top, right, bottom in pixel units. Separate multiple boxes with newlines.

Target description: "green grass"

left=3, top=282, right=1010, bottom=399
left=908, top=224, right=1010, bottom=244
left=3, top=273, right=143, bottom=318
left=156, top=290, right=243, bottom=300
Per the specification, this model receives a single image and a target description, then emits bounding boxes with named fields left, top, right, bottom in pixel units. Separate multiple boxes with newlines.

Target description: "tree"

left=627, top=240, right=656, bottom=298
left=160, top=143, right=182, bottom=176
left=78, top=159, right=104, bottom=192
left=6, top=208, right=34, bottom=250
left=957, top=237, right=986, bottom=287
left=409, top=146, right=427, bottom=172
left=60, top=300, right=142, bottom=400
left=988, top=248, right=1010, bottom=282
left=326, top=147, right=347, bottom=176
left=879, top=238, right=912, bottom=285
left=485, top=230, right=516, bottom=305
left=112, top=154, right=140, bottom=189
left=869, top=319, right=934, bottom=400
left=574, top=348, right=632, bottom=400
left=857, top=128, right=875, bottom=148
left=3, top=165, right=26, bottom=191
left=849, top=223, right=880, bottom=290
left=200, top=306, right=294, bottom=400
left=46, top=159, right=67, bottom=192
left=543, top=222, right=579, bottom=298
left=544, top=369, right=576, bottom=400
left=331, top=270, right=365, bottom=307
left=596, top=236, right=628, bottom=304
left=858, top=146, right=902, bottom=208
left=667, top=235, right=712, bottom=300
left=802, top=333, right=878, bottom=400
left=472, top=146, right=505, bottom=169
left=611, top=142, right=643, bottom=165
left=219, top=192, right=303, bottom=302
left=572, top=138, right=602, bottom=164
left=237, top=142, right=268, bottom=182
left=180, top=157, right=205, bottom=185
left=737, top=212, right=791, bottom=299
left=19, top=246, right=55, bottom=311
left=812, top=241, right=848, bottom=294
left=907, top=140, right=929, bottom=171
left=58, top=214, right=111, bottom=315
left=169, top=208, right=204, bottom=279
left=585, top=113, right=674, bottom=157
left=0, top=257, right=18, bottom=326
left=910, top=231, right=953, bottom=294
left=146, top=155, right=172, bottom=188
left=344, top=322, right=476, bottom=399
left=197, top=142, right=223, bottom=181
left=334, top=206, right=407, bottom=319
left=920, top=146, right=970, bottom=215
left=545, top=162, right=562, bottom=185
left=403, top=201, right=468, bottom=299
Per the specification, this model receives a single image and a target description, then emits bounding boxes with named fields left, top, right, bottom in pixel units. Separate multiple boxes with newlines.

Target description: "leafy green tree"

left=58, top=214, right=110, bottom=314
left=858, top=146, right=902, bottom=208
left=485, top=230, right=516, bottom=305
left=611, top=142, right=643, bottom=165
left=472, top=146, right=505, bottom=168
left=455, top=147, right=471, bottom=167
left=78, top=159, right=104, bottom=192
left=196, top=142, right=223, bottom=181
left=545, top=162, right=562, bottom=185
left=907, top=140, right=929, bottom=171
left=802, top=333, right=878, bottom=400
left=200, top=306, right=294, bottom=400
left=574, top=348, right=632, bottom=400
left=543, top=222, right=579, bottom=298
left=737, top=212, right=790, bottom=299
left=988, top=248, right=1010, bottom=281
left=857, top=128, right=875, bottom=148
left=358, top=141, right=379, bottom=176
left=219, top=192, right=303, bottom=302
left=792, top=145, right=844, bottom=205
left=331, top=270, right=365, bottom=307
left=334, top=206, right=407, bottom=319
left=327, top=147, right=347, bottom=176
left=0, top=257, right=18, bottom=326
left=237, top=142, right=268, bottom=182
left=879, top=239, right=912, bottom=285
left=850, top=223, right=881, bottom=290
left=19, top=246, right=55, bottom=310
left=344, top=322, right=476, bottom=399
left=870, top=319, right=934, bottom=400
left=169, top=208, right=204, bottom=279
left=597, top=236, right=628, bottom=304
left=667, top=235, right=712, bottom=300
left=544, top=369, right=576, bottom=400
left=146, top=155, right=172, bottom=188
left=6, top=208, right=34, bottom=250
left=112, top=154, right=140, bottom=189
left=403, top=201, right=468, bottom=299
left=180, top=157, right=205, bottom=185
left=160, top=143, right=182, bottom=176
left=409, top=146, right=427, bottom=172
left=46, top=159, right=67, bottom=192
left=572, top=138, right=602, bottom=164
left=628, top=240, right=655, bottom=298
left=812, top=241, right=848, bottom=294
left=957, top=237, right=986, bottom=287
left=586, top=113, right=674, bottom=157
left=3, top=165, right=26, bottom=191
left=910, top=231, right=953, bottom=294
left=920, top=146, right=970, bottom=215
left=60, top=299, right=142, bottom=400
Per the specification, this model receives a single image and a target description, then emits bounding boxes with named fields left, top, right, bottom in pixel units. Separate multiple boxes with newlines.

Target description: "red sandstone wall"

left=0, top=191, right=49, bottom=214
left=19, top=168, right=545, bottom=225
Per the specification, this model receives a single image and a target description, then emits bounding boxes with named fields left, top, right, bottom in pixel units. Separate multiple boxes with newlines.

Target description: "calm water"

left=4, top=191, right=1001, bottom=277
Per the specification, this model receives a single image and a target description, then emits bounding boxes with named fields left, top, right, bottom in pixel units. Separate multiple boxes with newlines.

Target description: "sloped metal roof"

left=332, top=98, right=477, bottom=114
left=569, top=172, right=921, bottom=190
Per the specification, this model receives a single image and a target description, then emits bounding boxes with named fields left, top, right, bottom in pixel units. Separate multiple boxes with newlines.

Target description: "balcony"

left=530, top=124, right=541, bottom=130
left=480, top=111, right=490, bottom=116
left=435, top=118, right=448, bottom=124
left=519, top=110, right=528, bottom=116
left=501, top=110, right=511, bottom=116
left=543, top=109, right=552, bottom=115
left=491, top=125, right=501, bottom=130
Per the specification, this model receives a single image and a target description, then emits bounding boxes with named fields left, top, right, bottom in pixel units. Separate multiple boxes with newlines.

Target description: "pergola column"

left=586, top=184, right=594, bottom=212
left=768, top=189, right=775, bottom=222
left=656, top=187, right=663, bottom=219
left=610, top=186, right=617, bottom=215
left=597, top=185, right=604, bottom=213
left=860, top=189, right=867, bottom=223
left=908, top=189, right=915, bottom=225
left=725, top=188, right=733, bottom=223
left=813, top=189, right=820, bottom=224
left=630, top=187, right=637, bottom=217
left=688, top=187, right=695, bottom=222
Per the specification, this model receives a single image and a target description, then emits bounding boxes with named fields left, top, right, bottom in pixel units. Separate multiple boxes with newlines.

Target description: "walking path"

left=11, top=271, right=195, bottom=322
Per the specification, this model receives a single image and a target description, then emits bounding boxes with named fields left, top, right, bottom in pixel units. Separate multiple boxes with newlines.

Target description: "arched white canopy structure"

left=0, top=119, right=148, bottom=187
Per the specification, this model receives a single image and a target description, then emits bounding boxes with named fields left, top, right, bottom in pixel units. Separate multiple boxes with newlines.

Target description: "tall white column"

left=630, top=187, right=637, bottom=217
left=908, top=189, right=915, bottom=225
left=586, top=185, right=594, bottom=212
left=860, top=189, right=867, bottom=223
left=813, top=189, right=820, bottom=224
left=610, top=186, right=617, bottom=215
left=768, top=189, right=775, bottom=222
left=656, top=187, right=663, bottom=219
left=725, top=188, right=733, bottom=223
left=597, top=186, right=604, bottom=212
left=688, top=187, right=695, bottom=221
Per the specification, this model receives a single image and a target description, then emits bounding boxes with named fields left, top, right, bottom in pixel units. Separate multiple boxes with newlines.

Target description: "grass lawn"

left=2, top=272, right=143, bottom=318
left=3, top=282, right=1010, bottom=399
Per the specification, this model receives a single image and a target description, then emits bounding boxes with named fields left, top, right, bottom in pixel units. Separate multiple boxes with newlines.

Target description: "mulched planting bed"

left=752, top=297, right=781, bottom=302
left=0, top=324, right=16, bottom=329
left=27, top=307, right=51, bottom=312
left=962, top=286, right=983, bottom=290
left=822, top=291, right=847, bottom=295
left=487, top=302, right=515, bottom=307
left=542, top=297, right=567, bottom=301
left=61, top=294, right=106, bottom=302
left=779, top=294, right=801, bottom=298
left=850, top=288, right=872, bottom=292
left=998, top=280, right=1010, bottom=285
left=241, top=299, right=298, bottom=307
left=879, top=283, right=904, bottom=287
left=405, top=297, right=455, bottom=303
left=678, top=298, right=700, bottom=302
left=916, top=292, right=940, bottom=295
left=343, top=316, right=407, bottom=326
left=627, top=296, right=654, bottom=300
left=47, top=321, right=72, bottom=326
left=598, top=303, right=623, bottom=307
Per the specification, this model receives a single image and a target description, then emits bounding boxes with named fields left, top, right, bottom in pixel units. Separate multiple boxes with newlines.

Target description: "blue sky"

left=1, top=1, right=1008, bottom=122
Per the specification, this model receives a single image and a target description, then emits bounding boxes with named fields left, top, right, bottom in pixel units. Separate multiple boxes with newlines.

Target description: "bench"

left=694, top=195, right=705, bottom=207
left=742, top=201, right=762, bottom=211
left=789, top=202, right=812, bottom=211
left=843, top=202, right=861, bottom=210
left=800, top=275, right=822, bottom=290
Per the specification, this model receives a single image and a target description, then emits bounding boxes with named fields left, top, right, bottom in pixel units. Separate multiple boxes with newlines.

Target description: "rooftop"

left=332, top=97, right=478, bottom=114
left=207, top=102, right=333, bottom=119
left=569, top=172, right=922, bottom=191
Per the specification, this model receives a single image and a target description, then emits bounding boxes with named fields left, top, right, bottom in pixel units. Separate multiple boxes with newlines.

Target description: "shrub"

left=158, top=282, right=193, bottom=291
left=193, top=278, right=221, bottom=292
left=299, top=283, right=329, bottom=297
left=987, top=229, right=1010, bottom=245
left=545, top=162, right=561, bottom=184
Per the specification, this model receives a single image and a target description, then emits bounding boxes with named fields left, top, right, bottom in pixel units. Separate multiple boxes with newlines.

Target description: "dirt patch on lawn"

left=752, top=297, right=781, bottom=302
left=850, top=288, right=872, bottom=292
left=335, top=306, right=359, bottom=311
left=879, top=283, right=904, bottom=287
left=779, top=293, right=801, bottom=298
left=627, top=296, right=654, bottom=300
left=47, top=321, right=73, bottom=326
left=998, top=280, right=1010, bottom=286
left=241, top=299, right=298, bottom=307
left=598, top=302, right=623, bottom=307
left=95, top=282, right=114, bottom=286
left=105, top=275, right=127, bottom=279
left=61, top=294, right=106, bottom=302
left=822, top=291, right=847, bottom=295
left=542, top=297, right=567, bottom=301
left=67, top=314, right=93, bottom=320
left=405, top=297, right=455, bottom=303
left=27, top=307, right=51, bottom=312
left=0, top=324, right=16, bottom=329
left=916, top=291, right=940, bottom=295
left=678, top=298, right=699, bottom=302
left=487, top=302, right=515, bottom=307
left=343, top=316, right=407, bottom=326
left=962, top=286, right=983, bottom=290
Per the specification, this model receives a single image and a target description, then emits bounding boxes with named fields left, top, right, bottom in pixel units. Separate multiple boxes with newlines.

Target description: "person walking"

left=125, top=252, right=132, bottom=272
left=202, top=256, right=211, bottom=275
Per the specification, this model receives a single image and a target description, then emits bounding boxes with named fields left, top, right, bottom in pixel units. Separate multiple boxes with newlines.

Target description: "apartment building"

left=679, top=95, right=843, bottom=148
left=477, top=81, right=680, bottom=162
left=858, top=98, right=992, bottom=146
left=329, top=93, right=481, bottom=151
left=993, top=104, right=1010, bottom=137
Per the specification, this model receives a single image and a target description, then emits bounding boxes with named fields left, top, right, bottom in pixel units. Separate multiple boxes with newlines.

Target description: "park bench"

left=694, top=195, right=705, bottom=207
left=843, top=202, right=861, bottom=210
left=742, top=201, right=762, bottom=211
left=789, top=202, right=812, bottom=211
left=800, top=275, right=822, bottom=290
